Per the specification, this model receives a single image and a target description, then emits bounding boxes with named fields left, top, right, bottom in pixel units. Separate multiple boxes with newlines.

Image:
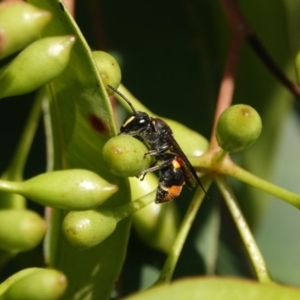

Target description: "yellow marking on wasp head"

left=123, top=115, right=136, bottom=127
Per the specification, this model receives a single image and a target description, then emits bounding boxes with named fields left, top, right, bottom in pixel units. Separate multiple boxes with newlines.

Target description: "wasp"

left=108, top=85, right=206, bottom=203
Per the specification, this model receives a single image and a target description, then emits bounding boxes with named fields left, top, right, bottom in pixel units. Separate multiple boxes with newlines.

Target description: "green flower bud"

left=0, top=268, right=41, bottom=296
left=216, top=104, right=262, bottom=153
left=166, top=118, right=209, bottom=158
left=0, top=209, right=46, bottom=252
left=0, top=191, right=25, bottom=209
left=0, top=2, right=52, bottom=59
left=92, top=51, right=121, bottom=94
left=102, top=135, right=152, bottom=177
left=0, top=35, right=76, bottom=99
left=129, top=173, right=158, bottom=201
left=20, top=169, right=117, bottom=210
left=1, top=269, right=67, bottom=300
left=130, top=174, right=180, bottom=253
left=0, top=170, right=117, bottom=210
left=133, top=201, right=180, bottom=253
left=62, top=209, right=117, bottom=249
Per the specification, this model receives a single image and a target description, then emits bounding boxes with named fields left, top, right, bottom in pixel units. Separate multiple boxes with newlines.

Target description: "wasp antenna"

left=107, top=85, right=137, bottom=114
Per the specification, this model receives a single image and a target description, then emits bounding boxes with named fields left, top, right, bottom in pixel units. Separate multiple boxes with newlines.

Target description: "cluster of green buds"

left=0, top=2, right=75, bottom=99
left=0, top=2, right=77, bottom=299
left=0, top=0, right=127, bottom=266
left=0, top=168, right=119, bottom=298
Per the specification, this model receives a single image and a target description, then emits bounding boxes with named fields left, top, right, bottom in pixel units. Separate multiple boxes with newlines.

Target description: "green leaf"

left=123, top=277, right=300, bottom=300
left=26, top=1, right=130, bottom=299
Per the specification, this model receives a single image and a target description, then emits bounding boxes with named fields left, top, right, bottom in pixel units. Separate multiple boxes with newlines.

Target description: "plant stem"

left=192, top=153, right=300, bottom=210
left=154, top=177, right=212, bottom=285
left=216, top=149, right=229, bottom=163
left=3, top=92, right=42, bottom=180
left=221, top=0, right=300, bottom=101
left=0, top=180, right=20, bottom=195
left=220, top=159, right=300, bottom=210
left=42, top=89, right=54, bottom=172
left=215, top=176, right=273, bottom=283
left=114, top=190, right=156, bottom=222
left=247, top=35, right=300, bottom=101
left=0, top=94, right=42, bottom=209
left=209, top=33, right=243, bottom=150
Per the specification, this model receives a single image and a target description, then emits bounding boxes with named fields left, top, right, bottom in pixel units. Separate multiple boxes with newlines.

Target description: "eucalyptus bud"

left=62, top=208, right=117, bottom=249
left=102, top=135, right=152, bottom=177
left=216, top=104, right=262, bottom=153
left=0, top=2, right=51, bottom=59
left=129, top=175, right=180, bottom=253
left=0, top=169, right=117, bottom=210
left=92, top=51, right=121, bottom=94
left=0, top=268, right=40, bottom=296
left=1, top=269, right=67, bottom=300
left=0, top=35, right=75, bottom=98
left=165, top=118, right=209, bottom=158
left=135, top=201, right=180, bottom=253
left=0, top=209, right=46, bottom=252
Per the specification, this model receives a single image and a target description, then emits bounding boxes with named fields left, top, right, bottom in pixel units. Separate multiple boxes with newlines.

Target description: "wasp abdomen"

left=155, top=159, right=185, bottom=204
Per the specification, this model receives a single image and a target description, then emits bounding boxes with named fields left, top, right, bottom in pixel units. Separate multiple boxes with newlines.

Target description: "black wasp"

left=108, top=85, right=207, bottom=204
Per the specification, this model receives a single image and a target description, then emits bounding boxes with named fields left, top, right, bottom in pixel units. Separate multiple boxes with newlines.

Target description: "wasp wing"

left=175, top=156, right=196, bottom=189
left=164, top=135, right=207, bottom=193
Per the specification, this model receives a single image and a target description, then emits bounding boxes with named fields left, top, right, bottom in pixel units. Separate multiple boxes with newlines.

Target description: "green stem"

left=42, top=87, right=54, bottom=172
left=154, top=177, right=212, bottom=285
left=3, top=92, right=42, bottom=180
left=114, top=190, right=156, bottom=222
left=193, top=153, right=300, bottom=210
left=216, top=149, right=229, bottom=163
left=0, top=180, right=21, bottom=195
left=0, top=92, right=42, bottom=209
left=215, top=175, right=273, bottom=284
left=221, top=160, right=300, bottom=209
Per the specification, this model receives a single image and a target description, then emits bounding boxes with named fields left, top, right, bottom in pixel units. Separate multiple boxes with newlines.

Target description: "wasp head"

left=106, top=85, right=153, bottom=136
left=120, top=112, right=151, bottom=135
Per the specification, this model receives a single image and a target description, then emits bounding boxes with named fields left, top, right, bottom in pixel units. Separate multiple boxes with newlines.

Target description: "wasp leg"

left=138, top=160, right=158, bottom=181
left=143, top=145, right=170, bottom=158
left=138, top=157, right=175, bottom=180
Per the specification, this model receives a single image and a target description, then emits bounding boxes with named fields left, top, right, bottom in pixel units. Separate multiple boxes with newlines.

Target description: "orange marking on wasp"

left=168, top=185, right=183, bottom=198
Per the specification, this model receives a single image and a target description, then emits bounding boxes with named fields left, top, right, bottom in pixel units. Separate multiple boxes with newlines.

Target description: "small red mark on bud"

left=241, top=108, right=250, bottom=117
